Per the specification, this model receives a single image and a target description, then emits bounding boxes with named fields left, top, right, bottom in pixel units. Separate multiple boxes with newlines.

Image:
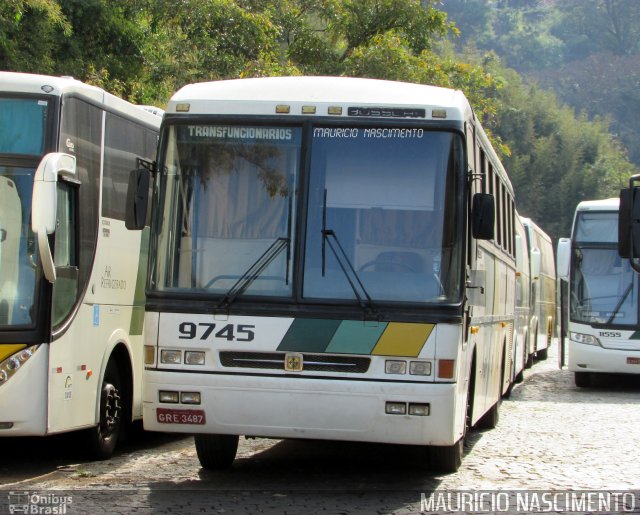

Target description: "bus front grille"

left=219, top=351, right=371, bottom=373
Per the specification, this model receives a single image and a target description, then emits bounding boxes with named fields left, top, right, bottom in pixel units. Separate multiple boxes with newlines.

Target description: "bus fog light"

left=159, top=390, right=180, bottom=403
left=409, top=403, right=430, bottom=416
left=570, top=332, right=600, bottom=346
left=160, top=349, right=182, bottom=364
left=185, top=351, right=205, bottom=365
left=180, top=392, right=201, bottom=405
left=144, top=345, right=156, bottom=365
left=409, top=361, right=432, bottom=376
left=385, top=402, right=407, bottom=415
left=385, top=360, right=407, bottom=374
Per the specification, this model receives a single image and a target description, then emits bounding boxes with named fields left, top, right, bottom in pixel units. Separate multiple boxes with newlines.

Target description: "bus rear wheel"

left=85, top=361, right=123, bottom=460
left=195, top=434, right=239, bottom=470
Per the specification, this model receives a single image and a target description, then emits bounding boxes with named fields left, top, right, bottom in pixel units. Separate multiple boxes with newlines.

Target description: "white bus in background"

left=557, top=198, right=640, bottom=387
left=521, top=217, right=556, bottom=362
left=0, top=72, right=161, bottom=458
left=509, top=214, right=531, bottom=388
left=130, top=76, right=519, bottom=473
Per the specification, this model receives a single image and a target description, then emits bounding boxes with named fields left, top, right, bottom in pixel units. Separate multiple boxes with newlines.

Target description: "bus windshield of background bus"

left=0, top=169, right=38, bottom=328
left=151, top=124, right=462, bottom=305
left=0, top=97, right=48, bottom=155
left=303, top=127, right=462, bottom=304
left=571, top=212, right=638, bottom=325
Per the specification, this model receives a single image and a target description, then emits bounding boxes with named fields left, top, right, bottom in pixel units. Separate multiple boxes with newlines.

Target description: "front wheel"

left=195, top=434, right=239, bottom=470
left=84, top=361, right=123, bottom=460
left=575, top=371, right=591, bottom=388
left=429, top=438, right=463, bottom=473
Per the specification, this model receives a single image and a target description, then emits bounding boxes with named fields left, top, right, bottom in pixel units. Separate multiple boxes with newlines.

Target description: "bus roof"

left=0, top=71, right=162, bottom=127
left=575, top=198, right=619, bottom=212
left=168, top=76, right=471, bottom=120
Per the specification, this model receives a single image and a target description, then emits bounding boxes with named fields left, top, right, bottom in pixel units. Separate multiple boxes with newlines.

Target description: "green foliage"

left=488, top=65, right=636, bottom=238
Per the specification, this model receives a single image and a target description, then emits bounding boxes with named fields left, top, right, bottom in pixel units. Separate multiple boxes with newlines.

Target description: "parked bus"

left=0, top=72, right=161, bottom=458
left=521, top=217, right=556, bottom=362
left=129, top=76, right=518, bottom=472
left=557, top=198, right=640, bottom=387
left=510, top=214, right=532, bottom=387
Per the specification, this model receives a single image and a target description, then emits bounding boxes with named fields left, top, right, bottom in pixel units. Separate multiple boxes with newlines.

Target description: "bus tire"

left=537, top=346, right=548, bottom=360
left=195, top=434, right=239, bottom=470
left=85, top=360, right=123, bottom=460
left=575, top=372, right=591, bottom=388
left=429, top=438, right=463, bottom=473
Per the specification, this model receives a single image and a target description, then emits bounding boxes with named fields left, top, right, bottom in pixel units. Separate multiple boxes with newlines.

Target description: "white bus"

left=130, top=76, right=518, bottom=472
left=521, top=217, right=556, bottom=362
left=557, top=198, right=640, bottom=387
left=509, top=214, right=532, bottom=388
left=0, top=72, right=161, bottom=458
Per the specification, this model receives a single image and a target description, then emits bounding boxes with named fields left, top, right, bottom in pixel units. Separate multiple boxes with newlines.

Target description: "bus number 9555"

left=178, top=322, right=255, bottom=342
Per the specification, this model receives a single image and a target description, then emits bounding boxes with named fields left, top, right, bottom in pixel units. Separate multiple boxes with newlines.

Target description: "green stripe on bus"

left=325, top=320, right=388, bottom=355
left=129, top=306, right=145, bottom=336
left=277, top=318, right=341, bottom=352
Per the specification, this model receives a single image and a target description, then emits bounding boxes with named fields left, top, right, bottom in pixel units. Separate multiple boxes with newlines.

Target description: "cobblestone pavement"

left=2, top=341, right=640, bottom=514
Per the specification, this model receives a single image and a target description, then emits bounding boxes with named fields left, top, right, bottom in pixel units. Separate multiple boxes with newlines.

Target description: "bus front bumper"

left=568, top=340, right=640, bottom=375
left=143, top=369, right=461, bottom=446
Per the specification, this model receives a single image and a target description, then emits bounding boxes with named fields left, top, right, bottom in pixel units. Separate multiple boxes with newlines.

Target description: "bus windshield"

left=0, top=168, right=38, bottom=328
left=151, top=124, right=463, bottom=305
left=571, top=212, right=639, bottom=326
left=0, top=97, right=48, bottom=155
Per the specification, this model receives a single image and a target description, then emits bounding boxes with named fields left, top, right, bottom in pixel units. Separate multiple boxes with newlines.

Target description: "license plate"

left=627, top=357, right=640, bottom=365
left=157, top=408, right=206, bottom=425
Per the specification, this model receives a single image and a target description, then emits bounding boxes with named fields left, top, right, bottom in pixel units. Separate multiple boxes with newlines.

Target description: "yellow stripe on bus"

left=0, top=344, right=27, bottom=362
left=371, top=323, right=434, bottom=357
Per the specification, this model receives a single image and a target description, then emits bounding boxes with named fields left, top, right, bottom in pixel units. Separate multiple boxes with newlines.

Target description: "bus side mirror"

left=472, top=193, right=495, bottom=240
left=556, top=238, right=571, bottom=281
left=125, top=168, right=150, bottom=231
left=618, top=182, right=640, bottom=259
left=31, top=153, right=76, bottom=284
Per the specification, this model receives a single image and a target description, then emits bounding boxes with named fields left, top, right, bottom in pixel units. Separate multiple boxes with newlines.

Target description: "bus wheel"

left=195, top=434, right=239, bottom=470
left=429, top=438, right=463, bottom=473
left=575, top=372, right=591, bottom=388
left=536, top=346, right=548, bottom=360
left=85, top=361, right=123, bottom=460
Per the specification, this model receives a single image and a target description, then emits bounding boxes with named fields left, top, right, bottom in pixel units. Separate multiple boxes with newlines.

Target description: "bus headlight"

left=385, top=360, right=407, bottom=374
left=160, top=349, right=182, bottom=364
left=570, top=332, right=601, bottom=346
left=0, top=345, right=40, bottom=385
left=185, top=351, right=205, bottom=365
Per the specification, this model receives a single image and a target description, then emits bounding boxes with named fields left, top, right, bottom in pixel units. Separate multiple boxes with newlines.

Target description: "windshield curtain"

left=303, top=127, right=463, bottom=304
left=151, top=124, right=301, bottom=297
left=0, top=167, right=39, bottom=328
left=0, top=97, right=48, bottom=155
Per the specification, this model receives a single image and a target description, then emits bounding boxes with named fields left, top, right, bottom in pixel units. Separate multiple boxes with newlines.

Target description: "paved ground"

left=1, top=341, right=640, bottom=514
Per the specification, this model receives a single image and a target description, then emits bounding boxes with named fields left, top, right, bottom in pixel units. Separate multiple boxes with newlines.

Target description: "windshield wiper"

left=216, top=237, right=289, bottom=311
left=605, top=281, right=634, bottom=325
left=321, top=189, right=380, bottom=321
